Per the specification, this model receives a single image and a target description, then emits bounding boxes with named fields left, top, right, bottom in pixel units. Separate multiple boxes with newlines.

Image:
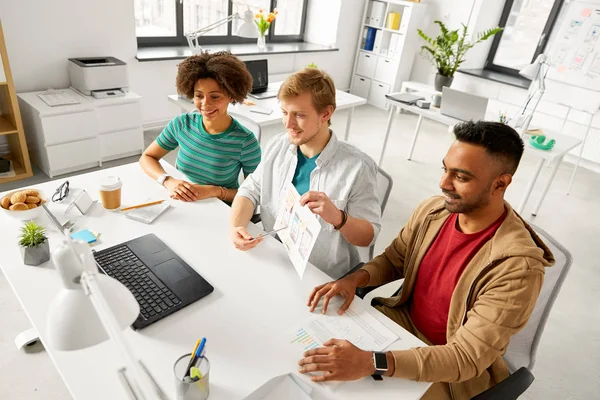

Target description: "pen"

left=252, top=226, right=288, bottom=240
left=121, top=200, right=164, bottom=211
left=182, top=339, right=201, bottom=378
left=185, top=338, right=206, bottom=377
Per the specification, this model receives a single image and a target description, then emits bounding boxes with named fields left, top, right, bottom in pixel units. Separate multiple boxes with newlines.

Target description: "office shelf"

left=0, top=115, right=17, bottom=135
left=0, top=21, right=32, bottom=182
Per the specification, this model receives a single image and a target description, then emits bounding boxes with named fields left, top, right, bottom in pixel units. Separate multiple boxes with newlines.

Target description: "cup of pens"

left=174, top=338, right=210, bottom=400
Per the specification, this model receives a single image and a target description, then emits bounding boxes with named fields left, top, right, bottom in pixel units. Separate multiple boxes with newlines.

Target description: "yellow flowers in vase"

left=254, top=9, right=278, bottom=49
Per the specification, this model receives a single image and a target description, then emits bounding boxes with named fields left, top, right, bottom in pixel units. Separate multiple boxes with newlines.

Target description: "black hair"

left=453, top=121, right=524, bottom=175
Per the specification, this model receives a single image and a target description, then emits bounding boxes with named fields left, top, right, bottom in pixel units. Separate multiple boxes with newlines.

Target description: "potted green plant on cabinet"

left=418, top=21, right=502, bottom=91
left=19, top=221, right=50, bottom=266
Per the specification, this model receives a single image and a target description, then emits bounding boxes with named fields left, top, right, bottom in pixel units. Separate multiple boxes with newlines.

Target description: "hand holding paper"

left=299, top=191, right=342, bottom=226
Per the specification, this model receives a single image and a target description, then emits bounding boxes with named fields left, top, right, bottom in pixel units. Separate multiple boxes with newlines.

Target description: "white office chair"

left=360, top=223, right=572, bottom=400
left=232, top=112, right=262, bottom=187
left=357, top=166, right=394, bottom=262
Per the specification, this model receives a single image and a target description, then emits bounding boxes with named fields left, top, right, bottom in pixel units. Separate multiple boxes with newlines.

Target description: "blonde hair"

left=277, top=68, right=336, bottom=126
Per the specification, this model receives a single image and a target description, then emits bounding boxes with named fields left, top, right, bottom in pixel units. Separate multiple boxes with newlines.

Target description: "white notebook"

left=125, top=202, right=171, bottom=224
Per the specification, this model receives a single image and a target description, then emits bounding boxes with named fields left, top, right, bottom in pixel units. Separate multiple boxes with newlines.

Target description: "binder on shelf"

left=393, top=34, right=404, bottom=58
left=386, top=12, right=401, bottom=30
left=388, top=33, right=399, bottom=57
left=364, top=27, right=377, bottom=51
left=360, top=27, right=368, bottom=49
left=365, top=1, right=374, bottom=24
left=370, top=1, right=386, bottom=27
left=373, top=30, right=383, bottom=54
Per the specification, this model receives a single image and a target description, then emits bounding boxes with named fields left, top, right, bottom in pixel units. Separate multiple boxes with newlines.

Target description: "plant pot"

left=20, top=240, right=50, bottom=266
left=257, top=33, right=266, bottom=50
left=434, top=73, right=454, bottom=92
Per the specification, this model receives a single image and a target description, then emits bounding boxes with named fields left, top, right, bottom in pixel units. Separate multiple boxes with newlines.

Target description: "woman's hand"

left=164, top=178, right=199, bottom=202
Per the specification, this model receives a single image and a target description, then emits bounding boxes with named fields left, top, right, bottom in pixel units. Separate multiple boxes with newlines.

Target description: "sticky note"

left=582, top=8, right=592, bottom=17
left=557, top=65, right=567, bottom=73
left=71, top=229, right=97, bottom=244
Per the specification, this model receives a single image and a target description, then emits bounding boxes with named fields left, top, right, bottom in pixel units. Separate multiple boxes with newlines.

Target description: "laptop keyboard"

left=94, top=245, right=182, bottom=320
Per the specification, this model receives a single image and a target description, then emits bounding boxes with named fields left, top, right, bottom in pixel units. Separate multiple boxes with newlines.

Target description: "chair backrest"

left=232, top=112, right=262, bottom=185
left=503, top=223, right=572, bottom=373
left=358, top=166, right=393, bottom=262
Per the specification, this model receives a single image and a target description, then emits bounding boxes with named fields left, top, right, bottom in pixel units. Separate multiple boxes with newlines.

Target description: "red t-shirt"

left=410, top=209, right=507, bottom=345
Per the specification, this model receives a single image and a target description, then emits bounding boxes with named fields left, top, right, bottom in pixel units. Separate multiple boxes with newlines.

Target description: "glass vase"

left=257, top=33, right=266, bottom=49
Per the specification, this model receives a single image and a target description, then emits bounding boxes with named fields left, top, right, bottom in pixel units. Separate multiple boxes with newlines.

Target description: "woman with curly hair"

left=140, top=51, right=261, bottom=203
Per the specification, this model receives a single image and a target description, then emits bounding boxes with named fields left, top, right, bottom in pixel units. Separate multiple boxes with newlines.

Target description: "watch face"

left=374, top=352, right=388, bottom=370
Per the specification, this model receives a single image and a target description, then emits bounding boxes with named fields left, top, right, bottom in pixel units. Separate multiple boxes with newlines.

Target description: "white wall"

left=0, top=0, right=363, bottom=127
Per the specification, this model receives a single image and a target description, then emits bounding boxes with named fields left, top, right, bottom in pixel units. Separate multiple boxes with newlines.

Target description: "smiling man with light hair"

left=230, top=67, right=381, bottom=279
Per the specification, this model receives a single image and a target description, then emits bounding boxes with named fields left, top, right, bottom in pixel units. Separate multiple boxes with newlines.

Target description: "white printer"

left=68, top=57, right=129, bottom=98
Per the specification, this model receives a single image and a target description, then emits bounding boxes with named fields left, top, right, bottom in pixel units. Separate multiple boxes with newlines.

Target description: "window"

left=135, top=0, right=308, bottom=47
left=485, top=0, right=565, bottom=75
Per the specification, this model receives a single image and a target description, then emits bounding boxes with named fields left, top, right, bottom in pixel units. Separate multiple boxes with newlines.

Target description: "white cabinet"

left=18, top=89, right=143, bottom=178
left=368, top=82, right=391, bottom=109
left=374, top=57, right=399, bottom=83
left=351, top=76, right=371, bottom=99
left=356, top=52, right=378, bottom=78
left=350, top=0, right=427, bottom=109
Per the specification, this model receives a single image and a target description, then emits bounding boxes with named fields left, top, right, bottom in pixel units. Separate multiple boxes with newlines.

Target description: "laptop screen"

left=244, top=59, right=269, bottom=92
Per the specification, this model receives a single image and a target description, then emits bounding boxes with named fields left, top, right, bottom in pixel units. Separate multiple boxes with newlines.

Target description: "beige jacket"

left=362, top=197, right=555, bottom=399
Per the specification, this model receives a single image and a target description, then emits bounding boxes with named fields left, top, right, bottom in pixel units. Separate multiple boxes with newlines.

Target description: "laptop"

left=385, top=92, right=424, bottom=105
left=440, top=87, right=489, bottom=121
left=245, top=59, right=278, bottom=99
left=93, top=234, right=214, bottom=330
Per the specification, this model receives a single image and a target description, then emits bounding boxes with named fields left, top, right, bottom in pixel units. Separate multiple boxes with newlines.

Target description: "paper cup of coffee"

left=99, top=176, right=122, bottom=210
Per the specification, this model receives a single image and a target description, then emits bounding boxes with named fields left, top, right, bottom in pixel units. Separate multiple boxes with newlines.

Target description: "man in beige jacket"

left=299, top=121, right=555, bottom=399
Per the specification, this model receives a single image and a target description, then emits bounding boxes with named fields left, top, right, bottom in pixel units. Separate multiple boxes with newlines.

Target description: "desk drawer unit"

left=46, top=137, right=100, bottom=174
left=97, top=102, right=142, bottom=133
left=356, top=52, right=377, bottom=78
left=374, top=57, right=399, bottom=83
left=100, top=128, right=144, bottom=161
left=351, top=76, right=371, bottom=99
left=368, top=82, right=391, bottom=109
left=41, top=111, right=97, bottom=145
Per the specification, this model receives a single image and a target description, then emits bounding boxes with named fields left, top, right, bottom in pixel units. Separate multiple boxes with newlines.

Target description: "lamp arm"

left=81, top=271, right=168, bottom=400
left=185, top=13, right=239, bottom=37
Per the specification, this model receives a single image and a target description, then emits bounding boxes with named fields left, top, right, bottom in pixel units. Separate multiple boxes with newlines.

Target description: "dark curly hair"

left=454, top=120, right=524, bottom=175
left=176, top=51, right=253, bottom=103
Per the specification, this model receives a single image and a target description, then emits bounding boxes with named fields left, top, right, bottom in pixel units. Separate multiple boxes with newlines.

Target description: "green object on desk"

left=529, top=135, right=556, bottom=151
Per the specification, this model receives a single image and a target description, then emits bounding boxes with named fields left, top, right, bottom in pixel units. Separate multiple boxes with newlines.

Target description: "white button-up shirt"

left=237, top=131, right=381, bottom=279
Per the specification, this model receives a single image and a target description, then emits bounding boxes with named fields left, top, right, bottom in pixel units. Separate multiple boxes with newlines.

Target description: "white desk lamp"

left=511, top=54, right=548, bottom=136
left=46, top=237, right=168, bottom=400
left=186, top=7, right=258, bottom=54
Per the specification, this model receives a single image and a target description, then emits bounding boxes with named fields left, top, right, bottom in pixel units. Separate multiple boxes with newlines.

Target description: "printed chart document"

left=290, top=298, right=398, bottom=353
left=273, top=183, right=321, bottom=278
left=244, top=373, right=312, bottom=400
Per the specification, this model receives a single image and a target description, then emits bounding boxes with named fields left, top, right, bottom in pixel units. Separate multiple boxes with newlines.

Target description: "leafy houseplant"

left=418, top=21, right=502, bottom=91
left=19, top=221, right=50, bottom=266
left=254, top=9, right=278, bottom=49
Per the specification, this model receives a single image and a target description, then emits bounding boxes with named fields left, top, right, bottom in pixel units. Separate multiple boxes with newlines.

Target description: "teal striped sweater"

left=157, top=112, right=261, bottom=189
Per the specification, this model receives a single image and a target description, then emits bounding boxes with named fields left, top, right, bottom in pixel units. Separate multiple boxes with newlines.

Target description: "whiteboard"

left=546, top=1, right=600, bottom=91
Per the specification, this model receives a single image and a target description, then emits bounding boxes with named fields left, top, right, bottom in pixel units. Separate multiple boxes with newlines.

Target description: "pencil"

left=121, top=200, right=164, bottom=211
left=183, top=340, right=201, bottom=378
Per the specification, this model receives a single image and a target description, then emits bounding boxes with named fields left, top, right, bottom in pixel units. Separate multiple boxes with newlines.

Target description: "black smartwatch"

left=372, top=351, right=388, bottom=379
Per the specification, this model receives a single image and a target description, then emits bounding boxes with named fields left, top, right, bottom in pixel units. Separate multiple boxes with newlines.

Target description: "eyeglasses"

left=52, top=180, right=70, bottom=202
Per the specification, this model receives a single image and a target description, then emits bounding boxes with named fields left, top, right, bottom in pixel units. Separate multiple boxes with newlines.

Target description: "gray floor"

left=1, top=105, right=599, bottom=399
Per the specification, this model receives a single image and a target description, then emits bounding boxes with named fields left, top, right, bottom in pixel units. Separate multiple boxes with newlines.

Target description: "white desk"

left=167, top=84, right=367, bottom=142
left=379, top=92, right=583, bottom=216
left=0, top=162, right=429, bottom=400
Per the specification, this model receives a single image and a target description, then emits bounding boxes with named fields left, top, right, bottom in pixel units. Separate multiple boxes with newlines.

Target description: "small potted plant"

left=418, top=21, right=502, bottom=91
left=19, top=221, right=50, bottom=266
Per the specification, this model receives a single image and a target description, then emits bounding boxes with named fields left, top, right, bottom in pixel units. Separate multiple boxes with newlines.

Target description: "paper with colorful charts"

left=273, top=183, right=321, bottom=278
